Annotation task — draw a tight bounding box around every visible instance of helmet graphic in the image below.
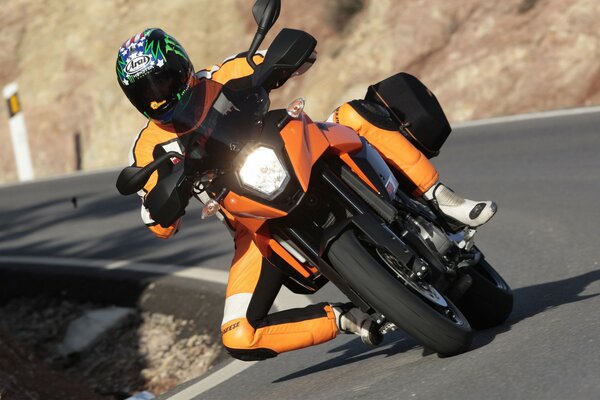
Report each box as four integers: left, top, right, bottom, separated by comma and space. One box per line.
116, 28, 194, 123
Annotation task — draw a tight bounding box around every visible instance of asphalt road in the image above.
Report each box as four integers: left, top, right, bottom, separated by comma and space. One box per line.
1, 109, 598, 399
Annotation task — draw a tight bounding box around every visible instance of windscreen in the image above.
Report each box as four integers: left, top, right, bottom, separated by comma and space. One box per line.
171, 79, 270, 176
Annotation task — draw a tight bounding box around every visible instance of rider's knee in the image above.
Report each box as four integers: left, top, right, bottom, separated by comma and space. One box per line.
221, 319, 278, 361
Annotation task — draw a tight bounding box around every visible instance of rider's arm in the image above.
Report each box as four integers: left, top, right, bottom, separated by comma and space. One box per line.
197, 50, 266, 84
199, 50, 316, 85
129, 122, 182, 239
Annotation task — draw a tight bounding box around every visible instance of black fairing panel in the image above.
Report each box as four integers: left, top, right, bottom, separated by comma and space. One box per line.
348, 137, 398, 198
252, 29, 317, 90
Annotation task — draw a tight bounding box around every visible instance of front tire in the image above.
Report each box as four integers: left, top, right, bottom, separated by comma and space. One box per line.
327, 230, 472, 356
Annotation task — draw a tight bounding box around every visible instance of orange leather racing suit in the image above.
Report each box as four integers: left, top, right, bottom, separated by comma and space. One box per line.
129, 52, 439, 361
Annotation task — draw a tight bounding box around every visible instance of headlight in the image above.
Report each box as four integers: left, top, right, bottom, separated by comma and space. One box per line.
238, 146, 289, 198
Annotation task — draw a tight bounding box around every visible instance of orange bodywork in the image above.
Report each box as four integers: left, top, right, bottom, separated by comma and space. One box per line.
320, 122, 363, 154
318, 121, 380, 192
221, 113, 386, 283
224, 191, 288, 220
224, 113, 375, 234
223, 191, 288, 235
279, 113, 330, 192
223, 115, 379, 215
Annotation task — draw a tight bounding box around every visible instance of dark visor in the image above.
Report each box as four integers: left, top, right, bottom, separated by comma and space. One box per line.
129, 66, 189, 118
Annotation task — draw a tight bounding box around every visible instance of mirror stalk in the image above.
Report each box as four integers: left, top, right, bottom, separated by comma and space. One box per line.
247, 28, 267, 69
247, 0, 281, 70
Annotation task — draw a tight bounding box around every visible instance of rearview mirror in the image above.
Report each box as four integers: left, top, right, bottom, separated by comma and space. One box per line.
252, 0, 280, 30
116, 151, 183, 195
247, 0, 281, 69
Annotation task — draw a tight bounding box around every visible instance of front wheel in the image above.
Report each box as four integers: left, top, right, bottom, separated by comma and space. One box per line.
327, 230, 472, 356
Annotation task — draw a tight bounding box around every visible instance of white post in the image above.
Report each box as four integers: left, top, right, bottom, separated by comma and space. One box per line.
3, 82, 34, 181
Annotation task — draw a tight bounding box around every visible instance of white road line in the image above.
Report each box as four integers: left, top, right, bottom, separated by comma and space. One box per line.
0, 255, 312, 398
165, 360, 258, 400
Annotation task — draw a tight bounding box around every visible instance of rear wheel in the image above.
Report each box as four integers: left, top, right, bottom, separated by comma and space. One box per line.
454, 258, 513, 330
327, 230, 472, 356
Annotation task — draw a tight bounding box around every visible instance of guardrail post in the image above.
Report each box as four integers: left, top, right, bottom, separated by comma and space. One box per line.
74, 132, 82, 171
3, 82, 34, 181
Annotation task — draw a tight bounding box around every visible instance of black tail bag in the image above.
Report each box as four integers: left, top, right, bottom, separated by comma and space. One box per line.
365, 72, 451, 158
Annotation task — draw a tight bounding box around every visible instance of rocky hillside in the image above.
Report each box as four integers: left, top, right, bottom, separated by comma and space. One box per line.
1, 0, 599, 183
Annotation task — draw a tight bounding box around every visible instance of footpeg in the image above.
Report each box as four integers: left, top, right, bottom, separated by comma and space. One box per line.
374, 314, 398, 335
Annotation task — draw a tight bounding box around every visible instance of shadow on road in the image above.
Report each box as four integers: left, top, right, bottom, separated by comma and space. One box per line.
471, 268, 600, 349
0, 191, 232, 267
273, 334, 422, 383
275, 269, 600, 382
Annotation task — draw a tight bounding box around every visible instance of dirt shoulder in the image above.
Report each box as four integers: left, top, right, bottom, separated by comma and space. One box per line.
0, 329, 109, 400
0, 296, 222, 399
0, 265, 228, 400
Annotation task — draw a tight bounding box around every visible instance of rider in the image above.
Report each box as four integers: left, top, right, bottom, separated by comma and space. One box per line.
116, 28, 497, 360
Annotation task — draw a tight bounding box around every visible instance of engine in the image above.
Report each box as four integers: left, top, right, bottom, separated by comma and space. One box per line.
408, 215, 453, 256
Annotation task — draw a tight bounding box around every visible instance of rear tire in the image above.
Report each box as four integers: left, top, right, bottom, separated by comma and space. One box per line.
328, 230, 472, 356
455, 258, 513, 330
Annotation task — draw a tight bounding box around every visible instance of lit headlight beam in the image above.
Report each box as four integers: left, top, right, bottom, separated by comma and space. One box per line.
238, 146, 289, 199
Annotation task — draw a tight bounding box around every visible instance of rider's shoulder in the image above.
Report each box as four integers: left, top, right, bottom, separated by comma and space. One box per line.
136, 120, 179, 146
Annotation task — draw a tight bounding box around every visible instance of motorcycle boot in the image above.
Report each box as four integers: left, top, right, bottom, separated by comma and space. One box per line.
331, 303, 383, 347
424, 182, 497, 228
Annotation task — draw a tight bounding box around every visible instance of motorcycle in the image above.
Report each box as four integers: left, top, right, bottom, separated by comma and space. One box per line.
117, 0, 513, 356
